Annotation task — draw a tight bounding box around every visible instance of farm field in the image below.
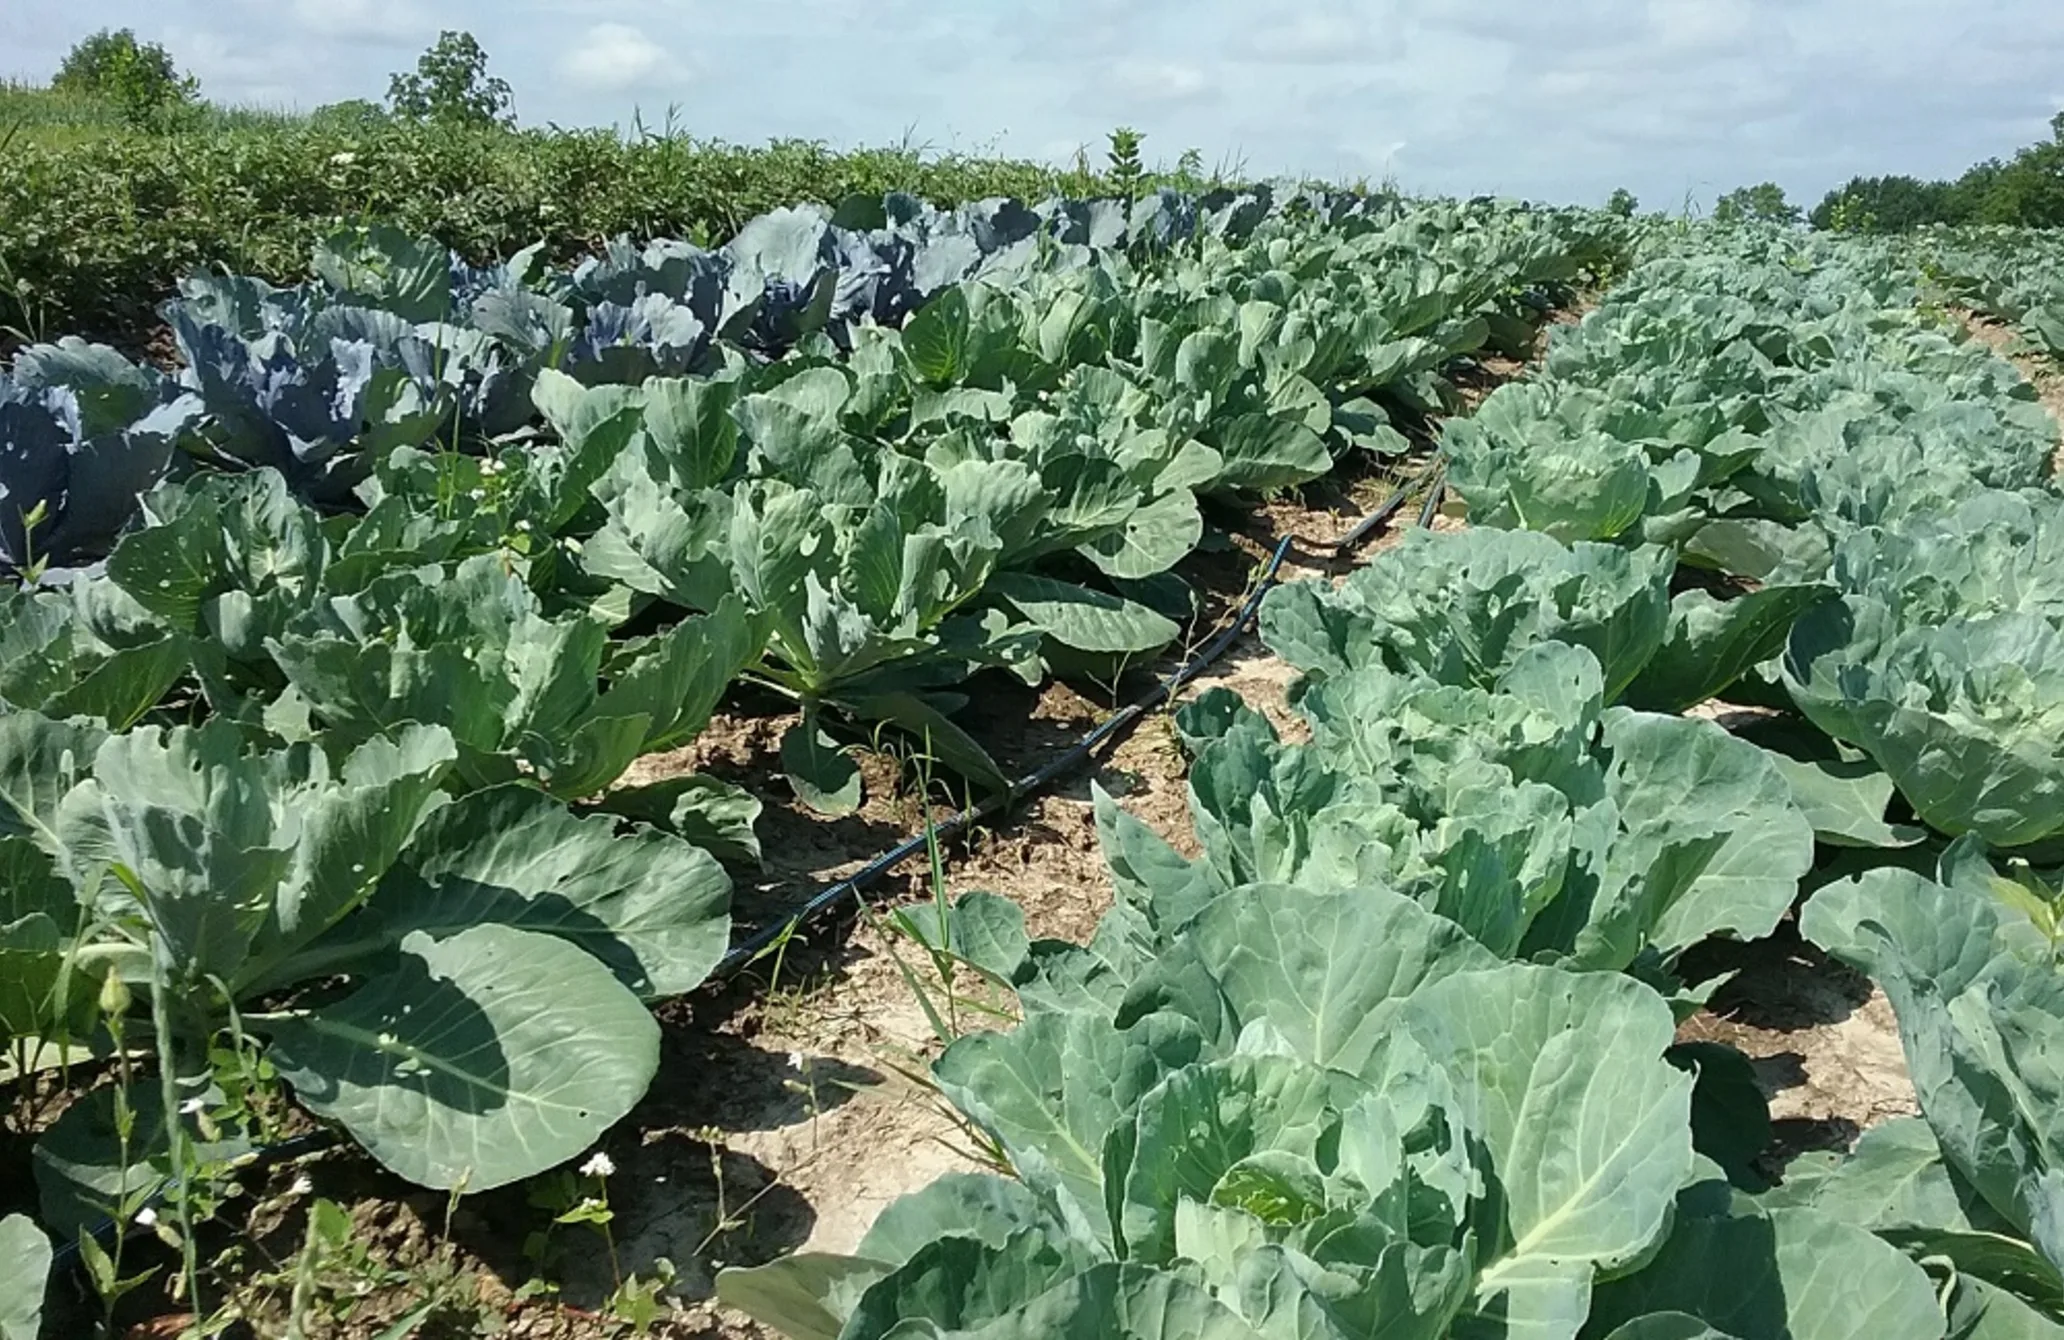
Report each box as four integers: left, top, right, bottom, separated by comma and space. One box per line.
3, 174, 2064, 1340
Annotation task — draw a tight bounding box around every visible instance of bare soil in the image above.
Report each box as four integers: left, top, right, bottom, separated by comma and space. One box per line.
1678, 924, 1917, 1167
49, 307, 1918, 1339
1960, 310, 2064, 474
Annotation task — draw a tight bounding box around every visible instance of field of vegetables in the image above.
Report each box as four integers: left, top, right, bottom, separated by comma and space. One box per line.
3, 182, 2064, 1340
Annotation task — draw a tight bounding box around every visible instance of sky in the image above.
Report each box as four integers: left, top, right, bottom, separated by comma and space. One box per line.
8, 1, 2064, 211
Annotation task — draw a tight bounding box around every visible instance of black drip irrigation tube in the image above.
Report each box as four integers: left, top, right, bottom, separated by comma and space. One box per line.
1264, 454, 1447, 564
49, 458, 1449, 1278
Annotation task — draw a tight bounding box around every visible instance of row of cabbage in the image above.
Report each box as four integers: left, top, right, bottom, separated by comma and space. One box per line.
0, 192, 1621, 1303
711, 227, 2064, 1338
1920, 226, 2064, 359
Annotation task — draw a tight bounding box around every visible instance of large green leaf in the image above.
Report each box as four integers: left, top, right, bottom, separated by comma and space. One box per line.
361, 785, 730, 999
264, 924, 660, 1191
843, 690, 1012, 795
988, 573, 1180, 657
1206, 412, 1332, 495
840, 1230, 1098, 1339
1577, 709, 1815, 969
1079, 488, 1202, 581
1124, 884, 1498, 1075
867, 1262, 1264, 1340
716, 1173, 1058, 1340
1764, 751, 1927, 849
1400, 965, 1695, 1335
0, 588, 186, 728
0, 712, 104, 857
1622, 584, 1833, 714
716, 1253, 890, 1340
1598, 1317, 1742, 1340
934, 1010, 1203, 1250
595, 594, 762, 754
640, 375, 740, 490
781, 711, 862, 816
1585, 1208, 1946, 1340
0, 1215, 49, 1340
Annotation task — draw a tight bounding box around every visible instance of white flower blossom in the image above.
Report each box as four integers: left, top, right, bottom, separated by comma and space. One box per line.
786, 1050, 805, 1070
290, 1175, 315, 1197
579, 1152, 616, 1179
479, 458, 502, 477
134, 1206, 158, 1227
177, 1096, 207, 1116
328, 151, 358, 167
514, 519, 533, 533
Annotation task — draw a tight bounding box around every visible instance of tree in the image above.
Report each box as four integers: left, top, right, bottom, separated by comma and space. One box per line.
51, 28, 198, 129
1713, 182, 1803, 226
1606, 187, 1639, 218
1809, 175, 1966, 232
386, 31, 513, 128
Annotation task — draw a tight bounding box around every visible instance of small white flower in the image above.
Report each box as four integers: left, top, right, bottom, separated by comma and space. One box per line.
514, 519, 533, 533
290, 1175, 315, 1197
328, 151, 358, 168
467, 487, 487, 502
479, 458, 503, 477
579, 1152, 616, 1179
785, 1050, 805, 1070
134, 1207, 158, 1227
177, 1097, 207, 1116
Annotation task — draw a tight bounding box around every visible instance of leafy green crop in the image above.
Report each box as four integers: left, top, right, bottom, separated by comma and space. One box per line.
0, 710, 727, 1222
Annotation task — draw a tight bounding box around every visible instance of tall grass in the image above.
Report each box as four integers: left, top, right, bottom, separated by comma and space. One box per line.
0, 80, 303, 149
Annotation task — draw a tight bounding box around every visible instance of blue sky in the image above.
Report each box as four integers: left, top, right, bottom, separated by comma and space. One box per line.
9, 1, 2064, 211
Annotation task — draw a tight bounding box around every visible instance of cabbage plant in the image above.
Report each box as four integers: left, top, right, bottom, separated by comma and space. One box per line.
1172, 643, 1814, 973
1785, 492, 2064, 847
1260, 527, 1813, 713
0, 711, 728, 1228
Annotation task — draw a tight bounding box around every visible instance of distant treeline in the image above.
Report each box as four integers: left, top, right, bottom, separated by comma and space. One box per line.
1813, 112, 2064, 232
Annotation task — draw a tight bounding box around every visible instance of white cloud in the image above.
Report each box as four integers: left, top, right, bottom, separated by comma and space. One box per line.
559, 22, 672, 92
1106, 59, 1210, 105
285, 0, 421, 45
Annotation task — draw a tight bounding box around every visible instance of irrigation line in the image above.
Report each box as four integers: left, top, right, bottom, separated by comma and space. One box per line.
1278, 456, 1439, 560
51, 471, 1445, 1278
716, 531, 1298, 978
1414, 460, 1450, 531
